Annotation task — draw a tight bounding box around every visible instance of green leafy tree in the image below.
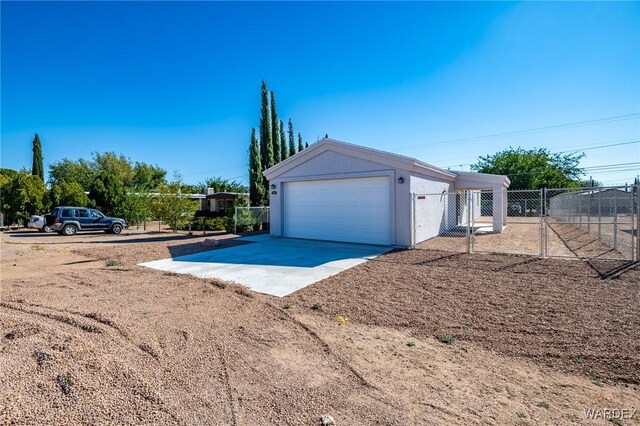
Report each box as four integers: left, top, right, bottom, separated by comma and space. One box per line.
0, 168, 19, 189
118, 187, 153, 225
88, 172, 126, 215
288, 118, 296, 157
31, 133, 44, 182
93, 152, 135, 185
270, 91, 280, 163
248, 128, 265, 206
149, 173, 199, 232
48, 158, 95, 190
0, 171, 47, 224
279, 120, 287, 161
49, 181, 90, 207
471, 147, 584, 190
49, 153, 165, 191
298, 133, 304, 152
199, 177, 246, 194
132, 162, 166, 190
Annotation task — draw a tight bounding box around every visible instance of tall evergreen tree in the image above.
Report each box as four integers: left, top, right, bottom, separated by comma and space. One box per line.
259, 81, 274, 172
288, 119, 296, 157
259, 81, 274, 204
279, 120, 287, 160
248, 128, 264, 206
270, 91, 280, 163
298, 133, 304, 152
305, 141, 309, 149
31, 133, 44, 182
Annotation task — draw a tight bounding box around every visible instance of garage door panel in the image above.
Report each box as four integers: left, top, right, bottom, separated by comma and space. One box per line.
283, 177, 391, 245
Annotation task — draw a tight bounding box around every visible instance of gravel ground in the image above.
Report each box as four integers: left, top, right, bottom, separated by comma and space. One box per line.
1, 230, 639, 425
287, 250, 640, 385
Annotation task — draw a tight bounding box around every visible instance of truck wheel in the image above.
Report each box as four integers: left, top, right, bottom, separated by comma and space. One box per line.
42, 225, 51, 233
62, 225, 78, 236
111, 223, 123, 234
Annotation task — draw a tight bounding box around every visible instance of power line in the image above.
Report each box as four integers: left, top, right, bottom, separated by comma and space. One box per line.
394, 113, 639, 150
554, 139, 640, 153
442, 140, 640, 169
500, 162, 640, 177
583, 162, 640, 170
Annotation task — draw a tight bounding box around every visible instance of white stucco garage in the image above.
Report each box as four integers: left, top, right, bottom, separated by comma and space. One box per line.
263, 138, 510, 248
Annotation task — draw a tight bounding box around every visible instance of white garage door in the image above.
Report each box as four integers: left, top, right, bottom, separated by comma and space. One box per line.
283, 176, 391, 245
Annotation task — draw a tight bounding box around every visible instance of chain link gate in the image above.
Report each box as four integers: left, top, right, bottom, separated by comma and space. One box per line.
412, 185, 638, 262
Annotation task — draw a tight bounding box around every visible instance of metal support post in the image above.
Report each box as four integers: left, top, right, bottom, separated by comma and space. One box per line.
613, 193, 618, 250
466, 191, 472, 254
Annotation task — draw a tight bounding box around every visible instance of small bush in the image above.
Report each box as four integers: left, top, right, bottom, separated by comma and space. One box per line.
105, 259, 118, 267
283, 303, 292, 310
536, 401, 549, 409
589, 372, 603, 387
438, 335, 456, 345
572, 355, 585, 364
311, 302, 324, 310
406, 341, 415, 347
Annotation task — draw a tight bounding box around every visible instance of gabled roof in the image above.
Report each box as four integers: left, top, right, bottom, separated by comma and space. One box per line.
263, 138, 458, 181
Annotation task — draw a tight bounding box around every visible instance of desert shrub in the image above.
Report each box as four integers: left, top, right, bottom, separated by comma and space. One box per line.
205, 217, 233, 232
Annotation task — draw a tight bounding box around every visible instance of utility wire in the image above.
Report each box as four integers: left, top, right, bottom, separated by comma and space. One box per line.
442, 140, 640, 169
394, 113, 639, 150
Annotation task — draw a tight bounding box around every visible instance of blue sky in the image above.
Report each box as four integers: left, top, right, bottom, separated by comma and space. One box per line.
2, 1, 639, 187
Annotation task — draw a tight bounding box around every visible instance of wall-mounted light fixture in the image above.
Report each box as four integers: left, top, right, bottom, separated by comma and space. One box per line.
397, 177, 405, 184
270, 184, 276, 189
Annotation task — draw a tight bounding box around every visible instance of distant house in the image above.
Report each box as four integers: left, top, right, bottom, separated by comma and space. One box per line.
201, 189, 248, 215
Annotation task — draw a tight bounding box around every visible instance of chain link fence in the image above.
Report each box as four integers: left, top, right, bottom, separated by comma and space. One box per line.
545, 186, 636, 260
234, 207, 270, 234
412, 185, 639, 261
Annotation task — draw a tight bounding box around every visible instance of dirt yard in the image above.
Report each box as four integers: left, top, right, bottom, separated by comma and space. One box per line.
1, 229, 638, 425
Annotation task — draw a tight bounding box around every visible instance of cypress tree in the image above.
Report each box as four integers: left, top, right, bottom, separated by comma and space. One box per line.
248, 128, 264, 206
270, 91, 280, 163
259, 81, 274, 172
288, 119, 296, 157
259, 81, 274, 203
298, 133, 304, 152
31, 133, 44, 182
305, 141, 309, 149
279, 120, 287, 160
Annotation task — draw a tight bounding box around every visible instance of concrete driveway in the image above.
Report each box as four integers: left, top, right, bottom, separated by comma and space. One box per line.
139, 235, 391, 297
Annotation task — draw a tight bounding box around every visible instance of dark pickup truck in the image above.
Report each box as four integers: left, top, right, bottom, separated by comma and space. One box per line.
46, 207, 127, 236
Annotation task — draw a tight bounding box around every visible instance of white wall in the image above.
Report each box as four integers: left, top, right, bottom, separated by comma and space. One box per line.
410, 175, 454, 243
269, 150, 422, 247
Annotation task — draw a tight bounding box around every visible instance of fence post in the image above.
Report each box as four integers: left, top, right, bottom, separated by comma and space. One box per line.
636, 184, 640, 262
587, 192, 591, 232
466, 190, 472, 254
630, 185, 635, 262
613, 192, 618, 250
598, 197, 602, 239
234, 207, 237, 234
539, 189, 544, 257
